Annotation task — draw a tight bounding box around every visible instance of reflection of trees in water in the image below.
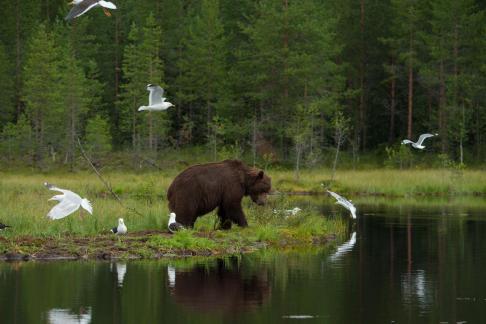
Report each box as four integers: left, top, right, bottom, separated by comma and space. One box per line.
169, 258, 271, 314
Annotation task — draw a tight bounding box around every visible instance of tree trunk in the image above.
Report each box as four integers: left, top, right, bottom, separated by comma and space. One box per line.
359, 0, 366, 149
407, 38, 414, 139
252, 112, 257, 167
295, 142, 302, 180
389, 58, 396, 143
15, 0, 22, 120
331, 134, 342, 181
439, 60, 447, 153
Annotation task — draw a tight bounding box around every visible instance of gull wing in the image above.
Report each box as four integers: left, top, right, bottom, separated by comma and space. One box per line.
416, 133, 437, 146
148, 85, 165, 106
99, 1, 117, 9
44, 182, 70, 195
81, 199, 93, 214
327, 190, 350, 206
65, 0, 99, 20
47, 199, 80, 220
328, 190, 356, 218
401, 139, 414, 145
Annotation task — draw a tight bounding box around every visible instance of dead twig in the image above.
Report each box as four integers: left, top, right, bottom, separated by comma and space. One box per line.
77, 137, 144, 217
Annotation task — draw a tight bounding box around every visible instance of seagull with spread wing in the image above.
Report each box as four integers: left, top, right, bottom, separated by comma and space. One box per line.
44, 182, 93, 220
65, 0, 117, 21
327, 190, 357, 219
401, 133, 438, 150
138, 84, 174, 112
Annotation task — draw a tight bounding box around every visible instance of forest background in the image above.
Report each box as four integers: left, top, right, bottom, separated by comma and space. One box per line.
0, 0, 485, 173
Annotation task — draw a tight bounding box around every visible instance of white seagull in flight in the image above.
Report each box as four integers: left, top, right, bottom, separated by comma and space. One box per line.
44, 182, 93, 220
327, 190, 357, 219
138, 84, 174, 112
401, 133, 438, 149
65, 0, 117, 21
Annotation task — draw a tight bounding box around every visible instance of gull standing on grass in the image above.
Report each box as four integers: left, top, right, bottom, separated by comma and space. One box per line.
273, 207, 302, 217
44, 182, 93, 220
65, 0, 117, 21
168, 213, 184, 233
111, 218, 127, 235
138, 84, 174, 112
401, 133, 438, 150
327, 190, 357, 219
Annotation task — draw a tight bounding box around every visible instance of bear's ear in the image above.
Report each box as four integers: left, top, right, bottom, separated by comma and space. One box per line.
257, 171, 264, 179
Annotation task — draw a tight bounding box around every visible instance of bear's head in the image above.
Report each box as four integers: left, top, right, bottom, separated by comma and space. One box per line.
246, 170, 272, 205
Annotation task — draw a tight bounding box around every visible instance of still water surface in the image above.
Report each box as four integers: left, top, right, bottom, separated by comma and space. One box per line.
1, 200, 486, 323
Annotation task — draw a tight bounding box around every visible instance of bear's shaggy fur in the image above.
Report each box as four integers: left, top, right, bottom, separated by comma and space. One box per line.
167, 160, 271, 229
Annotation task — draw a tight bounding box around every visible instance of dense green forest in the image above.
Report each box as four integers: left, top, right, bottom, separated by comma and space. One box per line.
0, 0, 485, 170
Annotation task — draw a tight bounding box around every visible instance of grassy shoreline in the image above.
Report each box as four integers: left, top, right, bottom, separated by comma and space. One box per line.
1, 168, 484, 260
0, 224, 344, 261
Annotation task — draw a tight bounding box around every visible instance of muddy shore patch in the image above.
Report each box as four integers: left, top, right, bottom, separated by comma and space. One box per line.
0, 230, 337, 261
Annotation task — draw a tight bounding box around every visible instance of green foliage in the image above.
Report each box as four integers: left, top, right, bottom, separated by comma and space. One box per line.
0, 115, 32, 161
119, 14, 166, 152
0, 42, 14, 127
385, 145, 414, 169
22, 24, 63, 162
0, 0, 484, 167
84, 115, 112, 156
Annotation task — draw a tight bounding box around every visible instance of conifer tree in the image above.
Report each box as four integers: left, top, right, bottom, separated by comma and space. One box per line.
388, 0, 424, 140
57, 42, 90, 170
23, 24, 62, 165
0, 42, 14, 127
178, 0, 227, 144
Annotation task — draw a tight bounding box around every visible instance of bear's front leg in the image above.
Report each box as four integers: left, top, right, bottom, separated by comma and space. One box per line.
224, 203, 248, 228
217, 207, 232, 230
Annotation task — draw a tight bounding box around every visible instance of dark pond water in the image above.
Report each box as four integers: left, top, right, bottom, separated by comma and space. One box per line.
1, 200, 486, 323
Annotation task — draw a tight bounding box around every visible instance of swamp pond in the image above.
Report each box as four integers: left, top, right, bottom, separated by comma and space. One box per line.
1, 197, 486, 323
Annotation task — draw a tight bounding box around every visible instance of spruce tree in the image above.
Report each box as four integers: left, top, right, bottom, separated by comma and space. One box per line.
0, 42, 14, 127
178, 0, 227, 145
22, 24, 62, 165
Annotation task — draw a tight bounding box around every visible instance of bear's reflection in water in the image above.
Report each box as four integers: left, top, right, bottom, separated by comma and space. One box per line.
168, 258, 271, 313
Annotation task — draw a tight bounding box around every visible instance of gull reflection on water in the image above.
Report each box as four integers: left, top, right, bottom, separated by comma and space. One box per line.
116, 263, 127, 287
110, 262, 127, 287
401, 269, 433, 311
329, 231, 357, 262
47, 307, 91, 324
167, 265, 176, 288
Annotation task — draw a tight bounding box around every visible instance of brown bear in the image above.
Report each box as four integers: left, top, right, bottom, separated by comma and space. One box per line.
167, 159, 271, 229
